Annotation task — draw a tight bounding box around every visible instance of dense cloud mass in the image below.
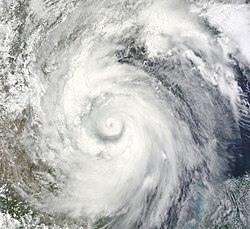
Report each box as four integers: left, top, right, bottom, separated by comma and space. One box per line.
0, 0, 250, 228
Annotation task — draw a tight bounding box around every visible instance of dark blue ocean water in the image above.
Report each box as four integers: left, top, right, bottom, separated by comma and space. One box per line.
231, 62, 250, 177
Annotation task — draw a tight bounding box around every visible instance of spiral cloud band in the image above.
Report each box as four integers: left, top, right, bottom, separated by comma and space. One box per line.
40, 45, 202, 226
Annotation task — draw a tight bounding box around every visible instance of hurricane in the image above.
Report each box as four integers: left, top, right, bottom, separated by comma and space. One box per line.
0, 0, 250, 228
